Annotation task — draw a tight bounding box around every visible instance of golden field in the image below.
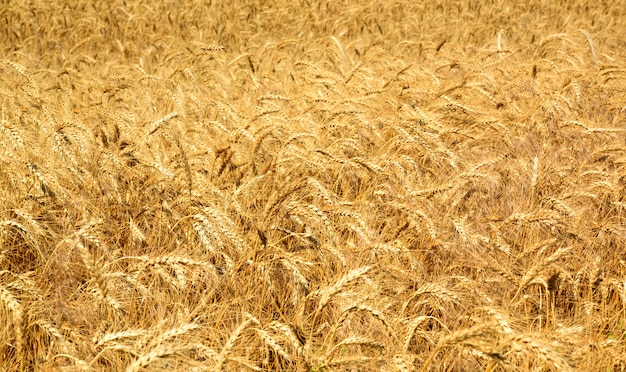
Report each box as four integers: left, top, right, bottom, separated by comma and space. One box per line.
1, 0, 626, 370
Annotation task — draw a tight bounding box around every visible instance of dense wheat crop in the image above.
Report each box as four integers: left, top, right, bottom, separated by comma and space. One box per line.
1, 0, 626, 370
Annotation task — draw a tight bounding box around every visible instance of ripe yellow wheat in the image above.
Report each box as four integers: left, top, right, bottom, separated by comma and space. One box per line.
1, 0, 626, 370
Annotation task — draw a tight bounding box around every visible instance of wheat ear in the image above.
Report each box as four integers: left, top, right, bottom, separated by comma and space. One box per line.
0, 284, 23, 364
419, 322, 499, 372
213, 314, 260, 372
579, 30, 597, 64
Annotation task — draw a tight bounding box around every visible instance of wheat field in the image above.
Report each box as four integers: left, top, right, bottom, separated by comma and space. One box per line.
1, 0, 626, 371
